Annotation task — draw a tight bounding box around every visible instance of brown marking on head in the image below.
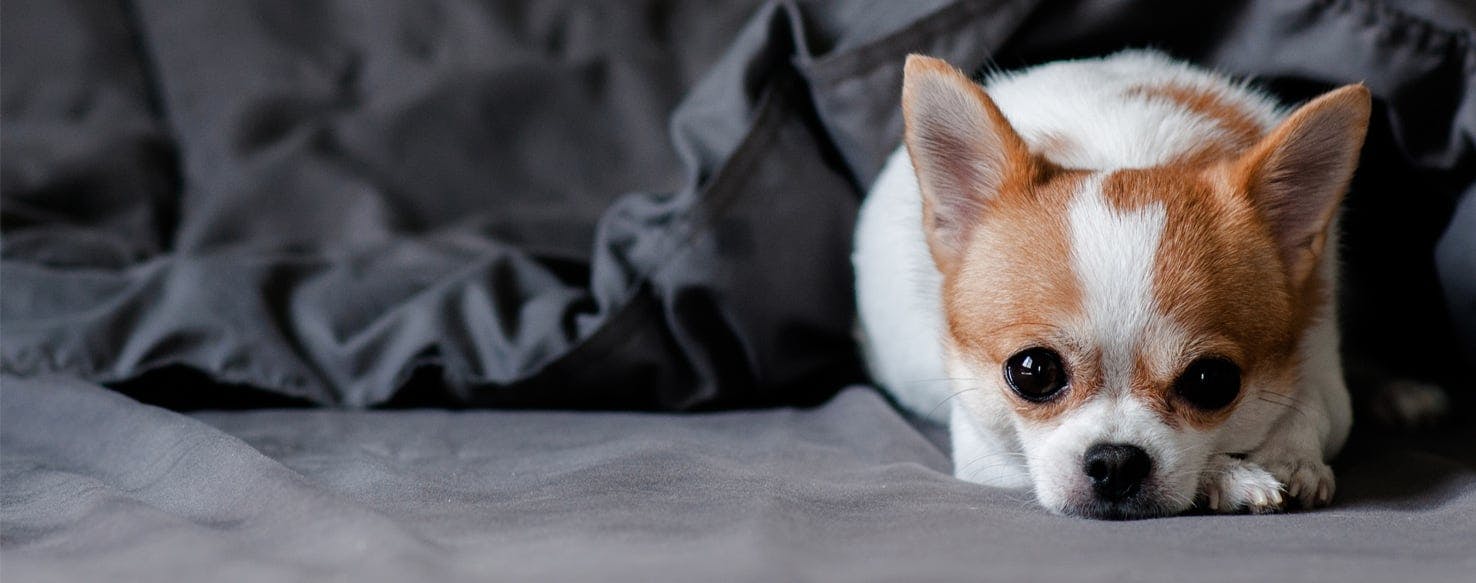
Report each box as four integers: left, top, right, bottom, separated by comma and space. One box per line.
901, 54, 1098, 423
1124, 83, 1268, 165
940, 169, 1096, 423
1098, 167, 1297, 429
1105, 83, 1370, 429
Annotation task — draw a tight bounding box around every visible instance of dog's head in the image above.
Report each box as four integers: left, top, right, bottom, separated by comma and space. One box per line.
901, 55, 1369, 518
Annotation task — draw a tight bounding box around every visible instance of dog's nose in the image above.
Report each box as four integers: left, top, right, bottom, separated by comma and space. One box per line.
1083, 443, 1152, 500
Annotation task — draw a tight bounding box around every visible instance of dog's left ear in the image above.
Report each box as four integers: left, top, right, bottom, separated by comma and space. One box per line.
901, 54, 1034, 273
1234, 84, 1371, 287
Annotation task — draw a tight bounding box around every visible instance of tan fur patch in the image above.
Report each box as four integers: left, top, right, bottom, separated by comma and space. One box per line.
1102, 167, 1303, 429
942, 169, 1094, 422
1124, 83, 1267, 165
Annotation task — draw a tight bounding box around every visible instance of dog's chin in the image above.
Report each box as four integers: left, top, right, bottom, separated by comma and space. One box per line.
1058, 498, 1177, 520
1047, 484, 1194, 520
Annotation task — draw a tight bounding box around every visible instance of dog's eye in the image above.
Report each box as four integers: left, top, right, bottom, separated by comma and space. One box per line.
1175, 358, 1241, 410
1004, 348, 1067, 402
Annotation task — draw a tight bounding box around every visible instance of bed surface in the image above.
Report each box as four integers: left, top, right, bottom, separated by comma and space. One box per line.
4, 377, 1474, 582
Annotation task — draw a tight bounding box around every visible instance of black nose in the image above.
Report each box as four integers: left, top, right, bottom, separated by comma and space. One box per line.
1083, 443, 1152, 500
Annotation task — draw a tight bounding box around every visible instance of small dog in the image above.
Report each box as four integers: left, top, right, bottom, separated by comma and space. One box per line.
853, 50, 1367, 519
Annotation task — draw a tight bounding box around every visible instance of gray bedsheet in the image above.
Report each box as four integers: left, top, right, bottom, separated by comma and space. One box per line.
3, 376, 1473, 582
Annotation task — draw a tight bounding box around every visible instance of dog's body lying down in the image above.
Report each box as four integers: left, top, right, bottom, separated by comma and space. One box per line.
853, 50, 1366, 519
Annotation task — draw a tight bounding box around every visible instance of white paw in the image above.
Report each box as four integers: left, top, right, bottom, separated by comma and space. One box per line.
1256, 457, 1335, 508
1200, 456, 1284, 514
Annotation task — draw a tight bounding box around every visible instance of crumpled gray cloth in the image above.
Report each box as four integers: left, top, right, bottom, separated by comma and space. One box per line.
4, 376, 1474, 582
4, 0, 1473, 410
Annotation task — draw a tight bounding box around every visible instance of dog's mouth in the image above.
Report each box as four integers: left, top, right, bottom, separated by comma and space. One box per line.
1033, 447, 1198, 520
1051, 475, 1192, 520
1060, 497, 1178, 520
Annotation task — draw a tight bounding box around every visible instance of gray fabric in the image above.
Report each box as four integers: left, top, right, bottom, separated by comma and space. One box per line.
4, 376, 1475, 582
4, 0, 1474, 409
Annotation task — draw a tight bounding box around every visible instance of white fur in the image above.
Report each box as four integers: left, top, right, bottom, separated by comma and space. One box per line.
1200, 455, 1285, 513
852, 50, 1353, 516
1066, 175, 1167, 384
1006, 179, 1206, 513
853, 147, 950, 420
983, 51, 1284, 170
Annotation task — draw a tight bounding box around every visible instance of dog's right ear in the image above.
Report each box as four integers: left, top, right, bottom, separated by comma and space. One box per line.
902, 55, 1032, 273
1232, 84, 1370, 289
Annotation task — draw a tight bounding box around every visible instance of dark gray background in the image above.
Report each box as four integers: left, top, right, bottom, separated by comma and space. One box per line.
4, 0, 1473, 410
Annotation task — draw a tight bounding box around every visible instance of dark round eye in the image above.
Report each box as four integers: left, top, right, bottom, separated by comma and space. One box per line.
1175, 358, 1242, 410
1004, 348, 1068, 402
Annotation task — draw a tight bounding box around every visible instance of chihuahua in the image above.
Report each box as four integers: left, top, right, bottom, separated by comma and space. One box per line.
853, 50, 1367, 519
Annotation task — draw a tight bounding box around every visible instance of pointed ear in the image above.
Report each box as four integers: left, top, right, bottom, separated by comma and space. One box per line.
902, 55, 1032, 272
1235, 84, 1371, 286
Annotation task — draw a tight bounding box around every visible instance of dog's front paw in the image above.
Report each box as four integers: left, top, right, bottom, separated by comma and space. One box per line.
1253, 455, 1335, 509
1199, 456, 1284, 514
